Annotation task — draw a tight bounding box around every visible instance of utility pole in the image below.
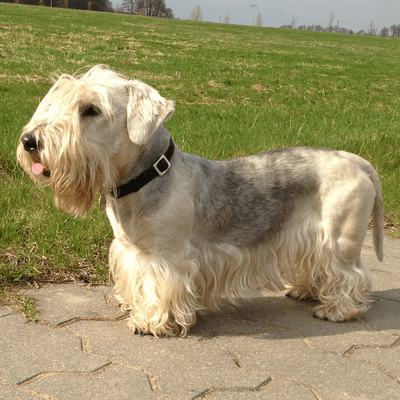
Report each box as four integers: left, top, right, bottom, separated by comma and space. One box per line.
250, 4, 257, 26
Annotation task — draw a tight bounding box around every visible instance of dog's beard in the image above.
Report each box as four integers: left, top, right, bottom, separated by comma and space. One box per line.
17, 140, 115, 217
47, 163, 110, 217
52, 183, 96, 217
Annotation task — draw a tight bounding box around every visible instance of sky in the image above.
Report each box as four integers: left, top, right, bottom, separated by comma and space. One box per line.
151, 0, 400, 32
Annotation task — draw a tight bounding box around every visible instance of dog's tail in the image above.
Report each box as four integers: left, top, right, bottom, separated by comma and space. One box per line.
369, 165, 384, 262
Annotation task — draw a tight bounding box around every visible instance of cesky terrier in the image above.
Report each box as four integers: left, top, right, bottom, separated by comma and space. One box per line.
17, 65, 384, 336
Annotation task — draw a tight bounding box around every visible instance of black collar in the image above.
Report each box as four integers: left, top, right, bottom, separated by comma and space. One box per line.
111, 138, 175, 199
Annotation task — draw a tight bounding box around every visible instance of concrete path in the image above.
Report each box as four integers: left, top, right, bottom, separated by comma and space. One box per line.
1, 232, 399, 400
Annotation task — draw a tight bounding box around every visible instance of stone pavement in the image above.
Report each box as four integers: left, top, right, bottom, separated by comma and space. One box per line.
1, 232, 399, 400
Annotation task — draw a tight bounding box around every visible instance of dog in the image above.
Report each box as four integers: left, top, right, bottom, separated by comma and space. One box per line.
17, 65, 384, 336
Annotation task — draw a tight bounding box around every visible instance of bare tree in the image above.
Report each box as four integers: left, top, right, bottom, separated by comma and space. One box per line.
367, 20, 377, 36
389, 24, 400, 38
334, 20, 340, 33
224, 13, 230, 24
121, 0, 135, 13
328, 11, 335, 32
114, 3, 124, 12
121, 0, 173, 18
290, 14, 297, 29
380, 27, 389, 37
256, 12, 262, 27
190, 5, 203, 21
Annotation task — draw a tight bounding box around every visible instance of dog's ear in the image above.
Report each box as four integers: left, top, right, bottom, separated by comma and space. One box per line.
126, 80, 175, 145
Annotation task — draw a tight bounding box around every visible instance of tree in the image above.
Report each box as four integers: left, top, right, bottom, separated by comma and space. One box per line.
256, 12, 262, 27
380, 27, 389, 37
10, 0, 113, 10
328, 11, 335, 32
190, 5, 203, 21
224, 13, 230, 24
367, 20, 377, 36
290, 14, 297, 29
121, 0, 135, 14
390, 24, 399, 37
114, 3, 124, 13
121, 0, 174, 18
59, 0, 112, 11
333, 20, 340, 33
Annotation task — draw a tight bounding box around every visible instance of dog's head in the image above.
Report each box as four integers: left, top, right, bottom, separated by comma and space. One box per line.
17, 64, 175, 216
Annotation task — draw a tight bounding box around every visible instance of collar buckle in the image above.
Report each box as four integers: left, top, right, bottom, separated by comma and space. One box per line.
110, 137, 175, 199
153, 154, 171, 177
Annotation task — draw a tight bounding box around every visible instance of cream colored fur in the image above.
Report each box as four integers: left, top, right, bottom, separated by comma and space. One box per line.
17, 65, 384, 337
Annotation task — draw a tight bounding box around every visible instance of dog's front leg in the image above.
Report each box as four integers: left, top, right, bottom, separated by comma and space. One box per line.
109, 237, 202, 336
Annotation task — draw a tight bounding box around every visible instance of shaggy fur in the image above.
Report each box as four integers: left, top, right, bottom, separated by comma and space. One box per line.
17, 65, 384, 336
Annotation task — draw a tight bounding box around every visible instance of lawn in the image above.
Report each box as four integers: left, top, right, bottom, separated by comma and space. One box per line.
1, 3, 399, 286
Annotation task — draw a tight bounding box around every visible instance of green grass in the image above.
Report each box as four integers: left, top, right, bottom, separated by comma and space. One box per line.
1, 3, 399, 285
15, 294, 39, 321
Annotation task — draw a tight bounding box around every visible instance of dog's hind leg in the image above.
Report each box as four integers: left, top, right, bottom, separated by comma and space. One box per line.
312, 256, 372, 322
312, 173, 376, 322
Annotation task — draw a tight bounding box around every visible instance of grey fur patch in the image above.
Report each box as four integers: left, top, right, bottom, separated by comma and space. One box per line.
192, 148, 320, 247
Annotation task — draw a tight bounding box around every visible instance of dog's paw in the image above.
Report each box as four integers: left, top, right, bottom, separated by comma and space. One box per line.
312, 305, 358, 322
312, 311, 331, 322
285, 287, 315, 302
126, 315, 184, 337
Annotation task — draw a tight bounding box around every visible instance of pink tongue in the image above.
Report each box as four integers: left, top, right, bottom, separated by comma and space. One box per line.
32, 163, 44, 175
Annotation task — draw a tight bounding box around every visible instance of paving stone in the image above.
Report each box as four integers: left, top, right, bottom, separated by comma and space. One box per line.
24, 364, 160, 400
23, 283, 126, 326
0, 313, 109, 385
372, 266, 400, 302
0, 306, 13, 318
216, 330, 400, 400
207, 380, 317, 399
363, 298, 400, 336
0, 382, 39, 400
189, 304, 263, 338
64, 320, 270, 399
351, 347, 400, 381
1, 233, 399, 399
233, 294, 395, 354
362, 233, 400, 280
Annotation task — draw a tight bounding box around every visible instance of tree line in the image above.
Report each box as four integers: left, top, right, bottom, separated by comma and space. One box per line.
2, 0, 174, 18
118, 0, 173, 18
3, 0, 112, 11
281, 23, 397, 37
4, 1, 400, 35
280, 13, 400, 38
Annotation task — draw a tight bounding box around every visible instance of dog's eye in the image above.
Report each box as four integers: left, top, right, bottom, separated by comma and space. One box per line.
81, 105, 101, 117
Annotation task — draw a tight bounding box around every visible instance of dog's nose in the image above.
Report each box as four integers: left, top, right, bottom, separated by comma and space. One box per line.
21, 133, 38, 153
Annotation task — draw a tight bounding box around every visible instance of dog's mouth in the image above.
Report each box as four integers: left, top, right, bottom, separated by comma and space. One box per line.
31, 158, 50, 177
20, 133, 50, 177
